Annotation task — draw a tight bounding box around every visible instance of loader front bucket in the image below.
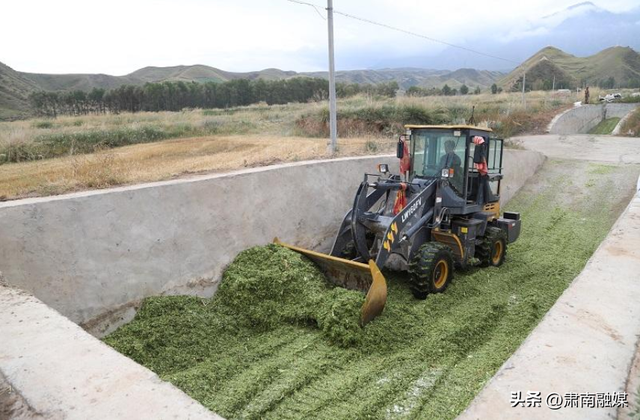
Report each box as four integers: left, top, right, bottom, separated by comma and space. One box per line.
274, 238, 387, 326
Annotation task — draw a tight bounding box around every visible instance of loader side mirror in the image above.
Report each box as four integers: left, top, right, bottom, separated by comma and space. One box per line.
397, 140, 404, 159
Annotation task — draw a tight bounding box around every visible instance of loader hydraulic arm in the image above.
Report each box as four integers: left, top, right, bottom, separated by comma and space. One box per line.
373, 179, 437, 269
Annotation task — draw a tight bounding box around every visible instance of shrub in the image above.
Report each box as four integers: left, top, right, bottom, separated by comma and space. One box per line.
296, 103, 447, 137
32, 121, 54, 129
365, 140, 378, 153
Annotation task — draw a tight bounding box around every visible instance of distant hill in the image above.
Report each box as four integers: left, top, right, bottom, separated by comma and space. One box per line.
304, 67, 502, 90
0, 62, 41, 119
0, 63, 303, 119
365, 2, 640, 71
2, 45, 638, 120
0, 62, 504, 119
127, 65, 297, 84
19, 65, 298, 92
500, 46, 640, 90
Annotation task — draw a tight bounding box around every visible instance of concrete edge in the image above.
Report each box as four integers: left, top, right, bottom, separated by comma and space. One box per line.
619, 336, 640, 419
612, 107, 637, 135
457, 176, 640, 420
0, 286, 224, 420
546, 106, 574, 133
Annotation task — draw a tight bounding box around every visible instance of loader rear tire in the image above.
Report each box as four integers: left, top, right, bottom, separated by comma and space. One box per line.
477, 226, 507, 267
408, 243, 454, 299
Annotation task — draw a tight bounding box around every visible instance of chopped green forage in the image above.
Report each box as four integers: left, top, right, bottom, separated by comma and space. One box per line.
104, 160, 639, 420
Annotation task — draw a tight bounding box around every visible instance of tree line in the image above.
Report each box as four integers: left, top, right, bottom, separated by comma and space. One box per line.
28, 78, 400, 117
405, 83, 482, 97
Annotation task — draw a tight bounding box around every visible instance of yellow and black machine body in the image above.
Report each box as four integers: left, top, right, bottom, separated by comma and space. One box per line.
277, 125, 521, 325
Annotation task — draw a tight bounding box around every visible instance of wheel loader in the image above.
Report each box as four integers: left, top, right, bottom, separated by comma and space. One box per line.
276, 125, 521, 325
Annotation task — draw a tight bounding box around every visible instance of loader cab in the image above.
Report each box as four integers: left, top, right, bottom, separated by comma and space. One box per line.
403, 125, 503, 213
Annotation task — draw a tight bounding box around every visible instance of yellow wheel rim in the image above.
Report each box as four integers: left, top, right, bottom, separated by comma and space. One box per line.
433, 260, 448, 289
492, 241, 503, 265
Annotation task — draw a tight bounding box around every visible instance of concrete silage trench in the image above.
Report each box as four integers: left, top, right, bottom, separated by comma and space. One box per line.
1, 146, 638, 419
548, 103, 638, 135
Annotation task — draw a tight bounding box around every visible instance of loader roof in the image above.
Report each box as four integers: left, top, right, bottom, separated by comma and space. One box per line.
404, 124, 493, 132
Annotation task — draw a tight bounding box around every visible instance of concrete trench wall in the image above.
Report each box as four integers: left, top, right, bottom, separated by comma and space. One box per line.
0, 155, 384, 334
0, 151, 545, 420
549, 103, 638, 135
0, 151, 544, 336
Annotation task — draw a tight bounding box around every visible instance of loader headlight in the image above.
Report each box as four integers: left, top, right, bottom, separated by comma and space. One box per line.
378, 163, 389, 174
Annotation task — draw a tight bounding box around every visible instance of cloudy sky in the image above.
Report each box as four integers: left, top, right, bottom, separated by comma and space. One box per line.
2, 0, 639, 75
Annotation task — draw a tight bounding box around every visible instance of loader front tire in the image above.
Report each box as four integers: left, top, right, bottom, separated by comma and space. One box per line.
477, 226, 507, 267
408, 243, 454, 299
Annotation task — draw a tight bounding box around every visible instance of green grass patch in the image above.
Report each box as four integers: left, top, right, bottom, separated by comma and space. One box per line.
588, 117, 620, 134
104, 160, 635, 419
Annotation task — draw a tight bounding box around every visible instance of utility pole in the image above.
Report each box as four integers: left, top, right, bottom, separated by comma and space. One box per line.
552, 74, 556, 91
522, 71, 526, 110
326, 0, 337, 155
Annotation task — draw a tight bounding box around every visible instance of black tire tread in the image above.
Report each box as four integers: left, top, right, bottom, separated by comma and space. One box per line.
476, 226, 507, 267
408, 242, 454, 299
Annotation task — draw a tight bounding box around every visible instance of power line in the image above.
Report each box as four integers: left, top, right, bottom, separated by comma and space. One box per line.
311, 4, 326, 19
286, 0, 520, 65
287, 0, 325, 19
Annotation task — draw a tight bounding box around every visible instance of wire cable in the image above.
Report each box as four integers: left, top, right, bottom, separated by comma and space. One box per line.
288, 0, 326, 19
286, 0, 520, 65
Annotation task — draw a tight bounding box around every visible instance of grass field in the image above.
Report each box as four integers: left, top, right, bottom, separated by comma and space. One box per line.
0, 135, 393, 199
104, 159, 640, 420
0, 90, 580, 200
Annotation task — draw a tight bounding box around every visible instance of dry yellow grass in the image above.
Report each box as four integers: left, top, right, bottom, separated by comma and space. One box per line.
0, 135, 394, 200
0, 89, 603, 200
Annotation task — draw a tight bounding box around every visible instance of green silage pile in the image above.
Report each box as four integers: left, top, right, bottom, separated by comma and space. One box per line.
106, 244, 365, 375
217, 244, 364, 345
104, 159, 640, 420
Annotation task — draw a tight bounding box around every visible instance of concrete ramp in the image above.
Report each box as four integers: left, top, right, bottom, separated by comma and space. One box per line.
548, 103, 638, 135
